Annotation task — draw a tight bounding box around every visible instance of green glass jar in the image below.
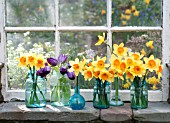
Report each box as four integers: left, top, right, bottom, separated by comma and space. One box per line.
93, 78, 110, 109
130, 77, 148, 109
50, 71, 71, 106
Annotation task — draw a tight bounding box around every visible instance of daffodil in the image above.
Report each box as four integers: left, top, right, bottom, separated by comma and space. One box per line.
101, 9, 106, 15
108, 69, 116, 78
122, 21, 127, 26
131, 61, 146, 77
27, 53, 37, 67
113, 43, 128, 57
125, 9, 131, 15
99, 70, 113, 82
144, 0, 151, 5
120, 14, 126, 20
35, 54, 45, 69
83, 66, 93, 81
95, 33, 105, 46
141, 49, 146, 56
123, 82, 131, 89
157, 65, 163, 79
144, 55, 160, 72
125, 15, 131, 21
131, 5, 136, 11
92, 56, 109, 71
126, 70, 134, 81
16, 54, 27, 67
120, 61, 127, 73
129, 52, 143, 61
134, 10, 140, 16
151, 85, 157, 90
146, 76, 160, 85
109, 54, 121, 70
125, 57, 134, 68
69, 58, 85, 76
146, 41, 154, 49
94, 70, 100, 79
131, 0, 135, 2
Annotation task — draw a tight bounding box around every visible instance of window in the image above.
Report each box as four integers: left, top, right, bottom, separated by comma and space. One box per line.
0, 0, 169, 101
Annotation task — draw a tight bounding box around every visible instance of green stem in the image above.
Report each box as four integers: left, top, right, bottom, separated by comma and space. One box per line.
76, 76, 79, 94
36, 84, 45, 101
115, 77, 119, 102
58, 79, 61, 103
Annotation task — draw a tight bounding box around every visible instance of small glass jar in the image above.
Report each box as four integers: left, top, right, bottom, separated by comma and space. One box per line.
25, 73, 46, 108
93, 78, 110, 109
50, 70, 71, 106
130, 77, 148, 109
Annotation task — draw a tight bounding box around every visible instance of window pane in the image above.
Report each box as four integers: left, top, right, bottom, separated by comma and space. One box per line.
6, 0, 55, 27
59, 0, 106, 26
112, 0, 162, 26
7, 32, 55, 90
112, 31, 162, 90
60, 32, 107, 89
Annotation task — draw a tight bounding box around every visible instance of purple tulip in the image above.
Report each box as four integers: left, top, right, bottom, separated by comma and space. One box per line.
68, 62, 71, 68
43, 65, 51, 75
47, 57, 58, 66
67, 72, 76, 80
60, 66, 67, 75
58, 54, 67, 64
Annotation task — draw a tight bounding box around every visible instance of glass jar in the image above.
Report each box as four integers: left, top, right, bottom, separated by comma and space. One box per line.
25, 74, 46, 108
130, 77, 148, 109
93, 78, 110, 109
50, 71, 71, 106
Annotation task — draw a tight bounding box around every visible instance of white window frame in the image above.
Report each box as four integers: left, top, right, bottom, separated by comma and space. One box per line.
0, 0, 169, 101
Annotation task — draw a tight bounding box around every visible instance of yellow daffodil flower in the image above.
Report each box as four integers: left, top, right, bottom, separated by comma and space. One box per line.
113, 43, 128, 57
99, 70, 113, 82
109, 54, 121, 70
147, 76, 160, 85
125, 15, 131, 21
129, 52, 144, 61
69, 58, 85, 76
123, 82, 131, 89
35, 54, 45, 69
131, 61, 146, 77
144, 0, 151, 5
126, 70, 134, 81
120, 14, 126, 20
83, 66, 93, 81
131, 5, 136, 11
151, 85, 157, 90
157, 65, 163, 79
27, 53, 37, 67
108, 69, 116, 78
95, 33, 105, 46
141, 49, 146, 56
101, 9, 106, 15
134, 10, 140, 16
120, 61, 127, 73
16, 54, 27, 67
122, 21, 127, 26
125, 57, 134, 67
92, 56, 110, 71
131, 0, 135, 2
94, 70, 100, 79
146, 41, 154, 49
144, 55, 160, 72
125, 9, 131, 15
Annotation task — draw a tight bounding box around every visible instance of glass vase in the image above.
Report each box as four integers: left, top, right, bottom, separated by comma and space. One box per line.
50, 71, 71, 106
130, 76, 148, 109
110, 77, 124, 106
93, 78, 110, 109
25, 73, 46, 108
69, 77, 85, 110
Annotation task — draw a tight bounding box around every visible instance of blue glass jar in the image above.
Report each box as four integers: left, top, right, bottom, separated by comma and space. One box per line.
69, 86, 85, 110
25, 73, 46, 108
93, 79, 110, 109
130, 77, 148, 109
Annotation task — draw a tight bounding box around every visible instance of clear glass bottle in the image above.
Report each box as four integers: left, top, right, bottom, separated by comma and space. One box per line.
50, 70, 71, 106
130, 77, 148, 109
93, 78, 110, 109
25, 73, 46, 108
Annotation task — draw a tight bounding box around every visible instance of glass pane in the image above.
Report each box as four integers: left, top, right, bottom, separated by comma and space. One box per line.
112, 0, 162, 26
60, 32, 107, 89
59, 0, 106, 26
112, 31, 162, 90
6, 0, 55, 27
7, 32, 55, 90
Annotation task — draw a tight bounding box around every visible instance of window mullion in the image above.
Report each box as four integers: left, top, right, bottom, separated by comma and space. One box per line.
55, 0, 59, 57
162, 0, 170, 101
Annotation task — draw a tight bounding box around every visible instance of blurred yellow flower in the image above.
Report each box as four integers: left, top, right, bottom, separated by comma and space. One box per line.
113, 43, 128, 57
126, 70, 134, 81
131, 0, 135, 2
144, 0, 151, 5
147, 76, 160, 85
99, 70, 113, 82
125, 15, 131, 21
146, 41, 154, 49
131, 5, 136, 11
134, 10, 140, 16
95, 33, 105, 46
125, 9, 131, 15
122, 21, 127, 26
94, 70, 100, 79
157, 65, 163, 79
151, 85, 157, 90
27, 53, 37, 67
123, 82, 131, 89
141, 49, 146, 56
83, 66, 93, 81
101, 9, 106, 15
120, 14, 126, 20
125, 57, 134, 67
129, 52, 143, 61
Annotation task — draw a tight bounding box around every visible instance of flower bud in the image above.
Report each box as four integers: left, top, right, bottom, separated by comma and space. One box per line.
60, 66, 67, 75
58, 54, 67, 64
47, 57, 58, 66
67, 72, 76, 80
